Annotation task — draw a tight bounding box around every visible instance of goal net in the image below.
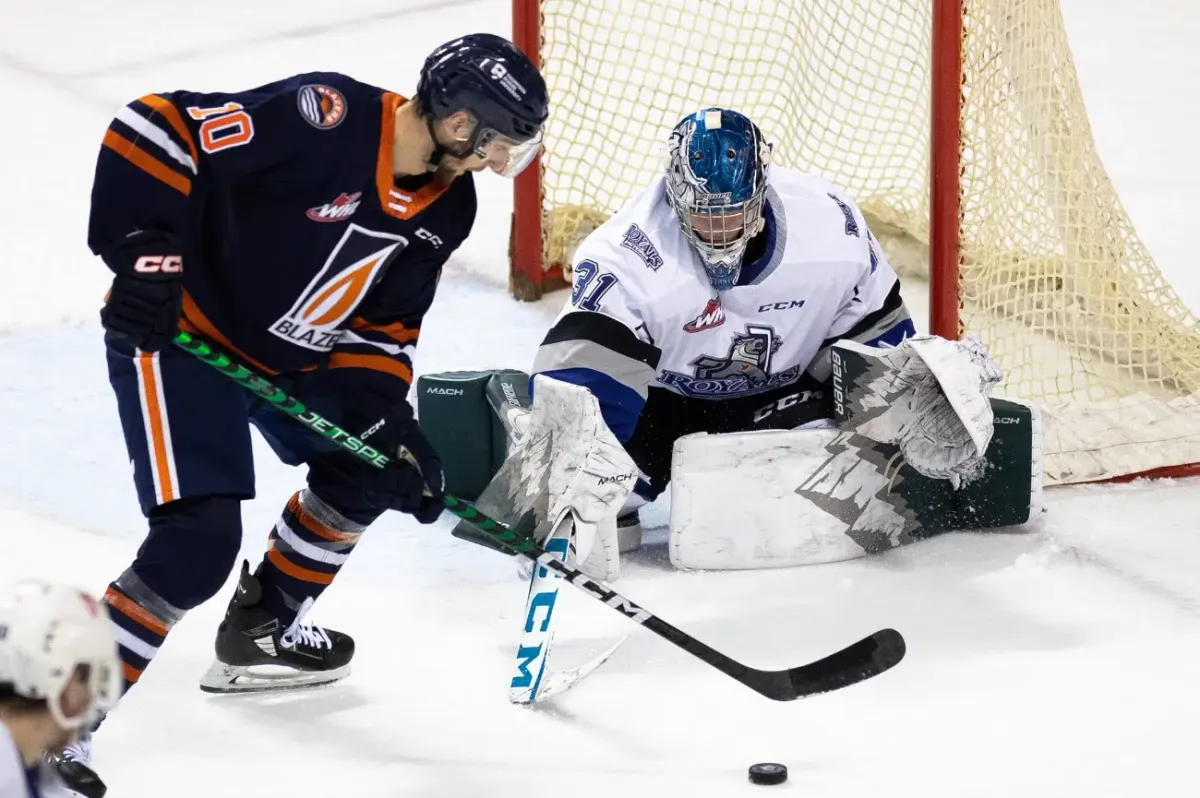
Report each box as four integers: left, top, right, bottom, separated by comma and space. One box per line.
514, 0, 1200, 485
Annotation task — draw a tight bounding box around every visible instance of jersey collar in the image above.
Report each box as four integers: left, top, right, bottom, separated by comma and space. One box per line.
376, 92, 452, 220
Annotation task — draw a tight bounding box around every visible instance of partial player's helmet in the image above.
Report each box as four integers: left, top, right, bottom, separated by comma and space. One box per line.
417, 33, 549, 177
665, 108, 772, 291
0, 580, 121, 730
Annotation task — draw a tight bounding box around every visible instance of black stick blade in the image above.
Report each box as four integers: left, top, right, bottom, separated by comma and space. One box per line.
748, 628, 906, 701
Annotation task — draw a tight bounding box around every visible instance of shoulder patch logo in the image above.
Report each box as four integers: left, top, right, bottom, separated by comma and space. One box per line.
827, 193, 860, 237
297, 84, 347, 130
620, 223, 663, 270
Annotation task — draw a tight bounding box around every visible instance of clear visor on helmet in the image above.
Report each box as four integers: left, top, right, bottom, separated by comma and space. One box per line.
472, 127, 544, 177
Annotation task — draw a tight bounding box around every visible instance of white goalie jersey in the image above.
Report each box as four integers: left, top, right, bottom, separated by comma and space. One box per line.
532, 166, 916, 441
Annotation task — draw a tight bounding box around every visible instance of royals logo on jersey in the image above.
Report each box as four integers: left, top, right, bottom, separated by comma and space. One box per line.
659, 324, 802, 397
620, 223, 663, 271
269, 224, 407, 351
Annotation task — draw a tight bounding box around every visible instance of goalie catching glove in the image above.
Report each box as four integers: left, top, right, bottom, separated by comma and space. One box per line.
832, 334, 1003, 487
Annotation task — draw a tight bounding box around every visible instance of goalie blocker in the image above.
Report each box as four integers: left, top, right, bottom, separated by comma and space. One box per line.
416, 368, 532, 552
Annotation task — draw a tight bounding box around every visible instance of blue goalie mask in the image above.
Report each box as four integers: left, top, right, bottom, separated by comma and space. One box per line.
665, 108, 772, 290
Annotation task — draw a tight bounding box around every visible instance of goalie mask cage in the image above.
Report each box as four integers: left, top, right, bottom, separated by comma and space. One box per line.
509, 0, 1200, 486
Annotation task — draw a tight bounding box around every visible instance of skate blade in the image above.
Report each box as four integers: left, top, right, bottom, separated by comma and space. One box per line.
198, 660, 351, 694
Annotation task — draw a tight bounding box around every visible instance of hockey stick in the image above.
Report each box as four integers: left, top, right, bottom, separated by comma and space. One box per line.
508, 511, 627, 704
172, 330, 907, 701
473, 372, 626, 704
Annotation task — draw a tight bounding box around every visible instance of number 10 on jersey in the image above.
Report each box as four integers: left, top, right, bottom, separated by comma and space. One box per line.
571, 260, 618, 312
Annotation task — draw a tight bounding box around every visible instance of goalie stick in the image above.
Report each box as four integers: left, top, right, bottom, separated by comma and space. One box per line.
172, 330, 907, 701
506, 514, 629, 704
474, 372, 628, 704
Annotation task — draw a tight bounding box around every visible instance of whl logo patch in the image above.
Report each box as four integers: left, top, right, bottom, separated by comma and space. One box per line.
306, 191, 361, 222
684, 298, 725, 333
269, 224, 407, 351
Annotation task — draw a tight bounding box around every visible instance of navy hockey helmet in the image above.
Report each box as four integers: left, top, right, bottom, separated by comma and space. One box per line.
417, 33, 549, 177
665, 108, 772, 290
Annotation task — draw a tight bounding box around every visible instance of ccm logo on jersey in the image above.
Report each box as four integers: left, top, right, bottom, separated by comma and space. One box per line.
416, 228, 444, 248
134, 255, 182, 273
306, 192, 361, 222
758, 300, 805, 313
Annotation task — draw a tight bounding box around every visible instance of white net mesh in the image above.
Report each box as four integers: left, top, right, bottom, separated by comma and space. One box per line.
531, 0, 1200, 484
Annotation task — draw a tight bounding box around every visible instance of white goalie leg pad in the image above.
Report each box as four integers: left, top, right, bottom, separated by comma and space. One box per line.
578, 512, 621, 581
669, 427, 868, 570
506, 376, 636, 582
669, 400, 1043, 571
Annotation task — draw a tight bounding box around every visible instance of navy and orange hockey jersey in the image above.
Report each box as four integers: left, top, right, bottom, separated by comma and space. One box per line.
88, 72, 477, 406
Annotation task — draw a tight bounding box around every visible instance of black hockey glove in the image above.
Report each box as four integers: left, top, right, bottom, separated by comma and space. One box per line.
357, 401, 445, 524
99, 231, 184, 353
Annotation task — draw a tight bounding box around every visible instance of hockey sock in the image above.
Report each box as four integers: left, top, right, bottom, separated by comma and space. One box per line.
255, 489, 365, 625
102, 569, 186, 693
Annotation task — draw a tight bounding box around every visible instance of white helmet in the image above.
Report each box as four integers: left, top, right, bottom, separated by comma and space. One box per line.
0, 580, 121, 730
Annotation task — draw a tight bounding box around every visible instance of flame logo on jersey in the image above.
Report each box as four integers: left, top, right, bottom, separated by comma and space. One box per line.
269, 224, 407, 351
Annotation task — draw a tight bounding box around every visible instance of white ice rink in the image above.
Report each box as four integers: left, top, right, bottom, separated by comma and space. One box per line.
2, 1, 1199, 796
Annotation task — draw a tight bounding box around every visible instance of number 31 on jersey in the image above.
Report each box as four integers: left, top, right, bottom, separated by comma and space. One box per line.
571, 260, 618, 312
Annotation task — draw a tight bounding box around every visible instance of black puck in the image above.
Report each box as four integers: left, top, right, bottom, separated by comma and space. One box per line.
748, 762, 788, 785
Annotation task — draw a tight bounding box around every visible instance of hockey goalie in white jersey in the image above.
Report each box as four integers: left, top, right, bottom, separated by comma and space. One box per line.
426, 108, 1043, 582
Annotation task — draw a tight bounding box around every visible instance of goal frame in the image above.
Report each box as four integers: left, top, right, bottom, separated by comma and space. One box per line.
509, 0, 967, 323
510, 0, 568, 301
509, 0, 1200, 483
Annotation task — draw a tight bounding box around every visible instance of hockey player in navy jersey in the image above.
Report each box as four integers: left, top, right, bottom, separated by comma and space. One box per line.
61, 32, 548, 795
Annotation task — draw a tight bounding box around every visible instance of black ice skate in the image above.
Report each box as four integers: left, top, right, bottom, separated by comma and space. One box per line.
199, 561, 353, 694
46, 735, 105, 798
